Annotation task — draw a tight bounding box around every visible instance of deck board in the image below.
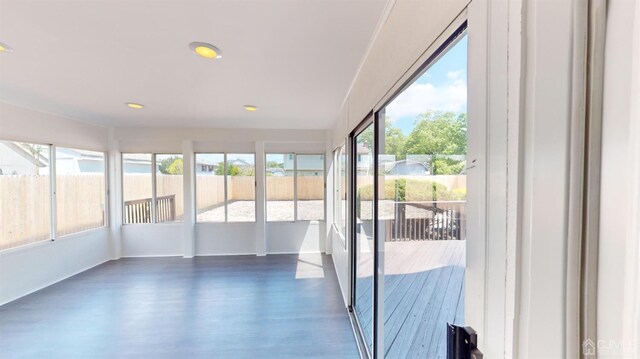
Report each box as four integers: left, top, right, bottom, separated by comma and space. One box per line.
353, 240, 465, 358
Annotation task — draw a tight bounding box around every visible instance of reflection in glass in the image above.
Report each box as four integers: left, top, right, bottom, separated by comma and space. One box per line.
354, 123, 375, 354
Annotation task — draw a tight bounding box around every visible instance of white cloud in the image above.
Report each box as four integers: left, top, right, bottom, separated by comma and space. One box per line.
385, 76, 466, 122
447, 70, 464, 80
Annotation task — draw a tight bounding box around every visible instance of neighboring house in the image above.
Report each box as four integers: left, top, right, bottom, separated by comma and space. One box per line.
384, 159, 429, 176
56, 147, 105, 174
195, 158, 219, 174
0, 141, 49, 175
282, 154, 324, 176
123, 154, 157, 174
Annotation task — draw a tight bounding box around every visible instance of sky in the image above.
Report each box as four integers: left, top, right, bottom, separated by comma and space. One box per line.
385, 35, 467, 135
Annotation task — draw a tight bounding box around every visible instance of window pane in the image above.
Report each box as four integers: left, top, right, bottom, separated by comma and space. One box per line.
122, 153, 152, 224
56, 147, 106, 236
226, 154, 255, 222
296, 154, 324, 221
156, 154, 183, 223
0, 141, 51, 249
195, 153, 225, 222
379, 33, 467, 357
354, 123, 375, 353
266, 153, 294, 221
338, 145, 347, 236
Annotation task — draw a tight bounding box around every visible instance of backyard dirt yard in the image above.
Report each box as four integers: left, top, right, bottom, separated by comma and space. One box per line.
197, 200, 325, 222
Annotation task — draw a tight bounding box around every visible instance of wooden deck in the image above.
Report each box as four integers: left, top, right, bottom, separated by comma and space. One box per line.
355, 240, 465, 358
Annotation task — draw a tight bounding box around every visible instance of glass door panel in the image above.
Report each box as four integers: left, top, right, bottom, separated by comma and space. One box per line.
353, 122, 375, 354
378, 33, 468, 358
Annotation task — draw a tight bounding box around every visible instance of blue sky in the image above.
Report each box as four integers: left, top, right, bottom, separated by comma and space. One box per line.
385, 35, 467, 135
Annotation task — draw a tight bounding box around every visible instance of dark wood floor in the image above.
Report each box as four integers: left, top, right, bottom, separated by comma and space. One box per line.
0, 254, 359, 359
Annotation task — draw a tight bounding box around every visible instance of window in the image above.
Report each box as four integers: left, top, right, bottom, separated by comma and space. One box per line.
56, 147, 106, 236
123, 153, 183, 224
296, 154, 324, 221
266, 153, 325, 222
0, 141, 51, 249
226, 154, 255, 222
334, 145, 347, 239
266, 153, 294, 221
377, 32, 467, 357
195, 153, 225, 222
122, 153, 153, 224
155, 154, 183, 223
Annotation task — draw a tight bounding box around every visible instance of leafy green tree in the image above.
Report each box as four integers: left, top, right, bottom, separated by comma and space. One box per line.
356, 120, 406, 159
404, 111, 467, 156
158, 156, 183, 175
166, 158, 183, 175
384, 122, 406, 160
215, 162, 241, 176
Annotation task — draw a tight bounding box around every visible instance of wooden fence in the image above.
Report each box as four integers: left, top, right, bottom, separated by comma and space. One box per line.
0, 175, 105, 250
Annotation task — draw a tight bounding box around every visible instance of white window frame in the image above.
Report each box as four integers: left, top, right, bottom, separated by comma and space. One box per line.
122, 152, 184, 225
194, 152, 257, 224
265, 152, 326, 222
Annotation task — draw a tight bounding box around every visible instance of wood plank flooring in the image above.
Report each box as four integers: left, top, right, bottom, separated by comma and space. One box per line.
353, 240, 465, 358
0, 254, 358, 359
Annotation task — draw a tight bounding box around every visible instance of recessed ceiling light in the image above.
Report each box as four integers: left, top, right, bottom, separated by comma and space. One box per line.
125, 102, 144, 109
0, 42, 14, 53
189, 42, 222, 59
244, 105, 258, 112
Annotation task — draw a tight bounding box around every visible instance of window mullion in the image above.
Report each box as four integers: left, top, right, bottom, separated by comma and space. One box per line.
49, 144, 57, 240
293, 153, 298, 222
224, 153, 228, 222
151, 154, 157, 223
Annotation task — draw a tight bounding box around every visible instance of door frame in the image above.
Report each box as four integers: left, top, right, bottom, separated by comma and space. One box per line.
348, 20, 471, 358
348, 112, 375, 358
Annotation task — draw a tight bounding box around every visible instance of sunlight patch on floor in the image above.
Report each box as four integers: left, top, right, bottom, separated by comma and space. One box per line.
295, 253, 325, 279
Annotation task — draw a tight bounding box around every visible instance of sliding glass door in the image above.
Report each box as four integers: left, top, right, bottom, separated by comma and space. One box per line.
352, 120, 375, 355
350, 25, 467, 358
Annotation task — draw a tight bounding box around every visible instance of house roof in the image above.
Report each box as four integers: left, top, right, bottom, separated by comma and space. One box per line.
1, 141, 49, 167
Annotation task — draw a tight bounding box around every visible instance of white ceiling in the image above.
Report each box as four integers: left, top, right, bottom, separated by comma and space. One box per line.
0, 0, 387, 129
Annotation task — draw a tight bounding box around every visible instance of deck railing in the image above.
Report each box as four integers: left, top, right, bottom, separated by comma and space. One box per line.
124, 195, 176, 224
385, 201, 466, 241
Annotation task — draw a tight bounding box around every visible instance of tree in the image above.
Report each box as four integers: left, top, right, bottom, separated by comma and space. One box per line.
166, 158, 183, 175
404, 111, 467, 156
384, 122, 406, 160
404, 111, 467, 175
158, 156, 183, 174
215, 162, 240, 176
355, 120, 406, 159
20, 143, 45, 159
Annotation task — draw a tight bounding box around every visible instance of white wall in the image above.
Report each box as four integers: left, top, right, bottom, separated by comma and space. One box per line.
0, 102, 111, 305
598, 0, 640, 356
